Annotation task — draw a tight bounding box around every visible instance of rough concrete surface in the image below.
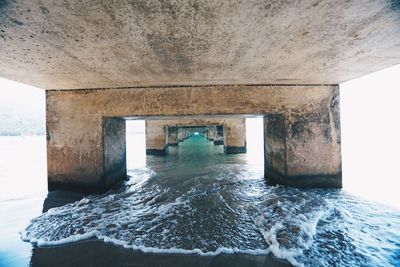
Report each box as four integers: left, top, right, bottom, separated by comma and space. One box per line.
145, 120, 168, 155
264, 89, 342, 188
0, 0, 399, 89
46, 85, 341, 191
103, 118, 126, 188
223, 119, 247, 154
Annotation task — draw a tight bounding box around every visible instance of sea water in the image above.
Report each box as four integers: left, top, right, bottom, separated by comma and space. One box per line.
14, 135, 400, 267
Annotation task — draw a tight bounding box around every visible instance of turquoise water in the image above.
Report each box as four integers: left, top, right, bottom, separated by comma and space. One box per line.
0, 135, 399, 266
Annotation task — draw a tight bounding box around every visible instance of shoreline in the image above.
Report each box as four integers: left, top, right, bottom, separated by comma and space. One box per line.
30, 239, 292, 267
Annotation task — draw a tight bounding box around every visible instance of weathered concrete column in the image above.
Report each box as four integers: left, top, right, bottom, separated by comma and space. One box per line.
264, 90, 342, 188
224, 119, 247, 154
46, 100, 126, 193
103, 118, 127, 187
206, 126, 216, 141
145, 121, 168, 155
167, 127, 178, 146
214, 125, 224, 145
177, 129, 184, 142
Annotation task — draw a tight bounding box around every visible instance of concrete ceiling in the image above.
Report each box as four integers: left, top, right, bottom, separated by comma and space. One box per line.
0, 0, 400, 90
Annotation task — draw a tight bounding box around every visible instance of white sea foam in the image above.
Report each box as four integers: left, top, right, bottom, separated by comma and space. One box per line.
250, 187, 334, 267
22, 228, 269, 257
76, 197, 90, 206
20, 140, 400, 266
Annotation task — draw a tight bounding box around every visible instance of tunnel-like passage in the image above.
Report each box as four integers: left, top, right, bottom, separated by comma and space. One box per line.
166, 125, 222, 145
145, 118, 246, 155
46, 85, 341, 193
167, 125, 224, 145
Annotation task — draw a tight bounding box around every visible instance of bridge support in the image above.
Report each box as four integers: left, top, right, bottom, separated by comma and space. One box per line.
145, 118, 246, 155
264, 92, 341, 188
224, 119, 246, 154
46, 85, 341, 192
145, 121, 168, 155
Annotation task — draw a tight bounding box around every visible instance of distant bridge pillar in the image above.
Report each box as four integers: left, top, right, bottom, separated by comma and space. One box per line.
223, 119, 247, 154
145, 121, 168, 155
146, 119, 247, 154
213, 125, 224, 145
167, 127, 178, 146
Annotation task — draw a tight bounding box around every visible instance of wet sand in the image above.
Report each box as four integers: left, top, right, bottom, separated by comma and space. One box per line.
30, 240, 291, 267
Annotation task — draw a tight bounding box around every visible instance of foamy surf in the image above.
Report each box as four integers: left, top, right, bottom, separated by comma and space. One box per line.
21, 138, 400, 266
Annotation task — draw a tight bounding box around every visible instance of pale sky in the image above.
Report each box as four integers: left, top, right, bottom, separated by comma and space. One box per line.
0, 78, 45, 115
340, 64, 400, 208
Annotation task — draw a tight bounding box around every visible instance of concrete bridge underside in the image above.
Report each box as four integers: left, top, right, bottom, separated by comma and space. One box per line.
0, 1, 399, 89
0, 1, 399, 193
145, 119, 246, 155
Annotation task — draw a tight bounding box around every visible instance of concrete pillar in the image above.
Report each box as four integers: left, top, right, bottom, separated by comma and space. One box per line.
206, 126, 216, 141
264, 90, 341, 188
177, 129, 184, 142
145, 121, 168, 155
214, 125, 224, 145
167, 127, 178, 146
103, 118, 127, 187
47, 112, 126, 193
224, 119, 247, 154
211, 126, 221, 144
183, 129, 188, 140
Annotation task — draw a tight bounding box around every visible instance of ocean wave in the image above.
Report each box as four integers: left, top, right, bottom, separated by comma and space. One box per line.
20, 161, 400, 267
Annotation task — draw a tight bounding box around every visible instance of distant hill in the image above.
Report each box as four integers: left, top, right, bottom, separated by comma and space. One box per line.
0, 105, 148, 136
0, 77, 46, 136
0, 106, 146, 136
0, 107, 45, 136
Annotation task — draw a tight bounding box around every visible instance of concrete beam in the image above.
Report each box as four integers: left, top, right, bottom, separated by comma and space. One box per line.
46, 85, 341, 192
0, 1, 400, 89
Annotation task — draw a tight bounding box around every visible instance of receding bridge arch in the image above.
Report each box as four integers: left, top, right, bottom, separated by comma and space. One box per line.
145, 118, 247, 155
46, 85, 341, 193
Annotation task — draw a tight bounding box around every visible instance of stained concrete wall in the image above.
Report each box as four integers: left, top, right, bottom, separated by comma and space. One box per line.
46, 85, 341, 192
223, 119, 246, 154
264, 89, 341, 188
204, 126, 222, 143
103, 118, 126, 188
214, 125, 224, 145
145, 121, 168, 155
145, 118, 246, 155
167, 127, 179, 146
